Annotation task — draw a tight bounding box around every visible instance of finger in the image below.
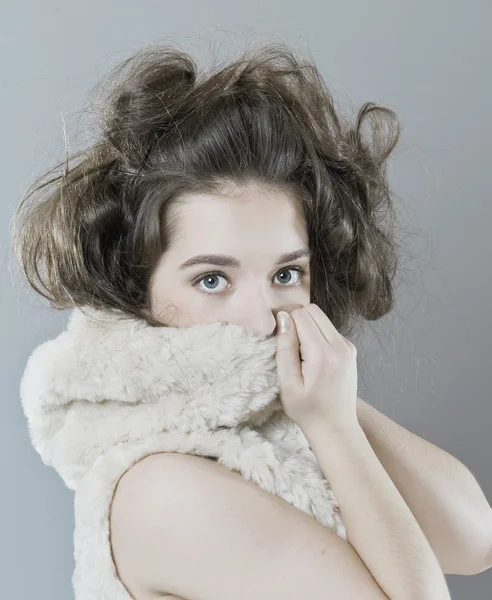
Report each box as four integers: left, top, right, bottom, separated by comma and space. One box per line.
303, 303, 341, 345
275, 311, 303, 392
290, 307, 333, 363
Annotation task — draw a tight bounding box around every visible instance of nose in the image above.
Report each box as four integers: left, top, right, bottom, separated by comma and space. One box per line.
222, 311, 284, 341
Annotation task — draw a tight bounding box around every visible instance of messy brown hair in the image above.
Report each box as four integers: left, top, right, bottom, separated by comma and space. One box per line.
11, 41, 403, 338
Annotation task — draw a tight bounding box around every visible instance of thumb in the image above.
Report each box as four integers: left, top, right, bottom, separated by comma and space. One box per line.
275, 311, 302, 393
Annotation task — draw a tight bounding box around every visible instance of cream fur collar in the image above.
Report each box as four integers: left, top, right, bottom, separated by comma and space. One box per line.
20, 306, 284, 490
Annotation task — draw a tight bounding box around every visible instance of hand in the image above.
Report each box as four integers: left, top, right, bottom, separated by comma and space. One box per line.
274, 303, 359, 432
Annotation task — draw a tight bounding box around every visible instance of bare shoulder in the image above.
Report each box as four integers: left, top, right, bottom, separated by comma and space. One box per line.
109, 453, 231, 599
110, 452, 388, 600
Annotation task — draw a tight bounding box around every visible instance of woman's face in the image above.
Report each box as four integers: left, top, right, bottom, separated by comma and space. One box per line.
148, 184, 311, 339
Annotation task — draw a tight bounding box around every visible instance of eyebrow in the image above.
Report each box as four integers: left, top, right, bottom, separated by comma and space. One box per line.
178, 248, 311, 270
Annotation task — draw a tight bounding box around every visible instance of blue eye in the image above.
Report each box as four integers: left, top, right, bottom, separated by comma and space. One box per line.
193, 266, 308, 296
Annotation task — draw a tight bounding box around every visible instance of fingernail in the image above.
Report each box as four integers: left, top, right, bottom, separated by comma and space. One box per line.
278, 311, 291, 333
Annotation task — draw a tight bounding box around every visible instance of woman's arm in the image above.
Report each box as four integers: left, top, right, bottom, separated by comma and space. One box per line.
302, 420, 452, 600
356, 396, 492, 575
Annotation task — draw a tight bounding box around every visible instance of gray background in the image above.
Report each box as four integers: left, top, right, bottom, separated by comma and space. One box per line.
1, 0, 491, 598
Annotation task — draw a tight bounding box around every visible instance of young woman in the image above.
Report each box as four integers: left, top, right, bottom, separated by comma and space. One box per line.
13, 41, 468, 600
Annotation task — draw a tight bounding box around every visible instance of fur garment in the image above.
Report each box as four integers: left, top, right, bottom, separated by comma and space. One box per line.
20, 305, 347, 599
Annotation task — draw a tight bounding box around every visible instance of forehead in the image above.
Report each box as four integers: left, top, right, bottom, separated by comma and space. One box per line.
170, 189, 308, 249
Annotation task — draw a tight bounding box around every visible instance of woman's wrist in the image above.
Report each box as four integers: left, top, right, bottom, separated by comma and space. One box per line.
299, 418, 366, 450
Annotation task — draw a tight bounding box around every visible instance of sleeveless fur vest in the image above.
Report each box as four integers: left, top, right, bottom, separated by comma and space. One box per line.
20, 306, 347, 599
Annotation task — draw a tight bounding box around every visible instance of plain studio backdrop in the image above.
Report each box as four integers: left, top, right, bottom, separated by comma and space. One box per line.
1, 1, 491, 598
